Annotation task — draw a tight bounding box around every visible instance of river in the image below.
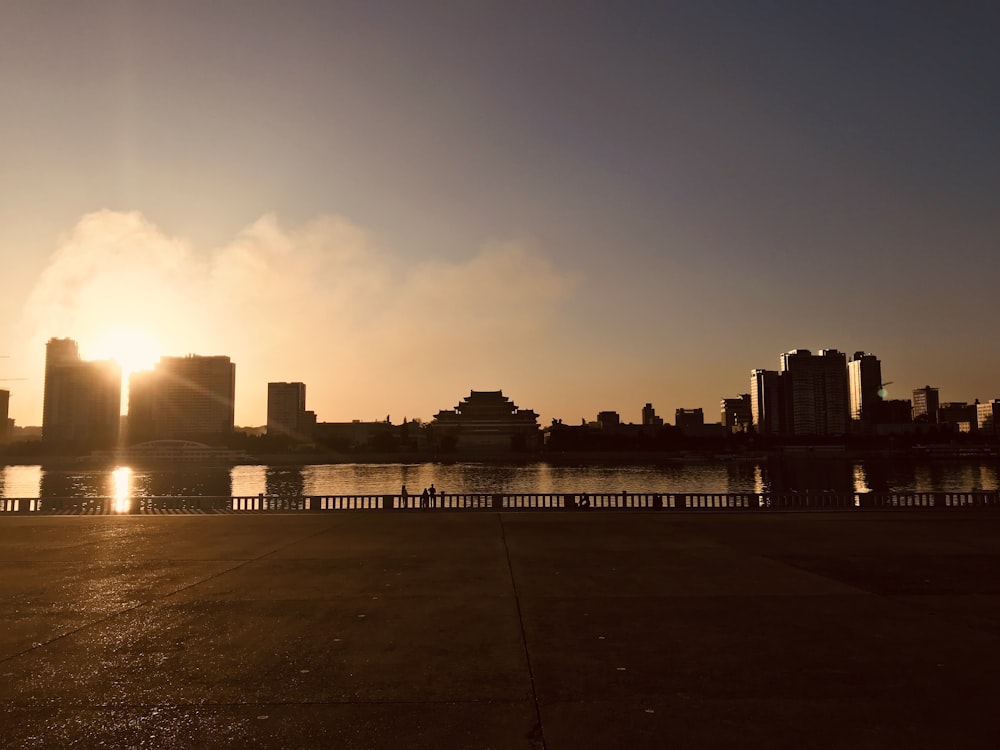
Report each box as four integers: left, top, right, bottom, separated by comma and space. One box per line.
0, 457, 997, 499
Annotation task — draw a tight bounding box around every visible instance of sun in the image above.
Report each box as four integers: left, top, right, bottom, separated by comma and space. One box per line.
86, 328, 162, 377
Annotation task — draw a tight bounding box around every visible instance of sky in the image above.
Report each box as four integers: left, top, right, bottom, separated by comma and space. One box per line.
2, 1, 998, 427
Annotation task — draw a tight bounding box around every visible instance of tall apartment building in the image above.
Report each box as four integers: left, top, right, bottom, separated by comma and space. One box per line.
750, 369, 781, 435
41, 337, 121, 446
847, 352, 882, 424
977, 400, 1000, 435
912, 386, 940, 424
267, 382, 309, 439
128, 355, 235, 441
779, 349, 849, 436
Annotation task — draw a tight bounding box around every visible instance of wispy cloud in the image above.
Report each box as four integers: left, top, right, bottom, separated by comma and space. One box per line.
20, 210, 580, 423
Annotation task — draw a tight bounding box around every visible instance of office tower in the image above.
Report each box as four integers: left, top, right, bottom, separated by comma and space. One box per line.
41, 337, 121, 446
750, 369, 781, 435
847, 352, 882, 424
127, 355, 235, 440
779, 349, 849, 436
721, 394, 752, 432
912, 386, 939, 424
267, 382, 308, 439
641, 403, 663, 427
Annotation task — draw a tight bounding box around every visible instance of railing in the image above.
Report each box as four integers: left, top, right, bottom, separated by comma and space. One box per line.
0, 490, 999, 514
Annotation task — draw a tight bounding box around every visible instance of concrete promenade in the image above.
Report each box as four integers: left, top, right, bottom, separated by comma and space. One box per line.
2, 510, 1000, 748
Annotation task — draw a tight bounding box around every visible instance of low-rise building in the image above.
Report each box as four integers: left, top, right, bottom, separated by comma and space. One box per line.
432, 390, 540, 450
721, 395, 752, 432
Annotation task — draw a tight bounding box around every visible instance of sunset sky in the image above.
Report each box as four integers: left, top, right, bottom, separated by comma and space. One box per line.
2, 2, 998, 427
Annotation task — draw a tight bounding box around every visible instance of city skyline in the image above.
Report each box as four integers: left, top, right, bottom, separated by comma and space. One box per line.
3, 3, 999, 426
13, 336, 998, 434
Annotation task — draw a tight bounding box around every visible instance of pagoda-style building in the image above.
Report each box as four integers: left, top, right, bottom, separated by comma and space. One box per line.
432, 390, 541, 451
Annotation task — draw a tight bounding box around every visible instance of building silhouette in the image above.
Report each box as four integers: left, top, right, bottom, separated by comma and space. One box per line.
128, 355, 235, 442
879, 399, 914, 426
641, 403, 663, 427
0, 389, 10, 443
750, 369, 782, 435
267, 382, 314, 440
432, 390, 540, 450
674, 408, 704, 429
847, 352, 882, 425
41, 337, 121, 447
720, 394, 752, 432
977, 400, 1000, 434
938, 402, 978, 432
596, 411, 621, 430
912, 385, 940, 424
779, 349, 849, 436
750, 350, 851, 437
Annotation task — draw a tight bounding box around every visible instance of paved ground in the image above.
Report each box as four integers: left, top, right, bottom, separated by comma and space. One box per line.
2, 510, 1000, 749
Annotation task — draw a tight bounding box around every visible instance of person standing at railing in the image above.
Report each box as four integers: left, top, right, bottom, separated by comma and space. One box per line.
401, 485, 409, 508
429, 483, 437, 508
420, 487, 429, 509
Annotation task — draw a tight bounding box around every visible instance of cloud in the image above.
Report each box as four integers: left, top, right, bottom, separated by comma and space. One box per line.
20, 210, 580, 423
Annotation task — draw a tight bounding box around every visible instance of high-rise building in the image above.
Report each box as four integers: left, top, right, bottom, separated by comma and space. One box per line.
912, 386, 940, 424
750, 369, 781, 435
721, 394, 752, 432
267, 382, 309, 439
779, 349, 849, 436
127, 355, 235, 441
847, 352, 882, 424
42, 337, 121, 446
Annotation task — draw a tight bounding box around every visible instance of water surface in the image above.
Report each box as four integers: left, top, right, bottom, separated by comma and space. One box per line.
1, 458, 997, 499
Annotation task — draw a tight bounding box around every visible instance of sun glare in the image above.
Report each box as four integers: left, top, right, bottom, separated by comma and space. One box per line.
87, 328, 162, 376
112, 466, 132, 514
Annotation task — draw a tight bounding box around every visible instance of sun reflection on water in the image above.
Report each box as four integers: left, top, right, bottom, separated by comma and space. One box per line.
112, 466, 132, 513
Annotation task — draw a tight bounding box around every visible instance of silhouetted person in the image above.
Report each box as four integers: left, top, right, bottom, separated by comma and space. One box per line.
429, 483, 437, 508
401, 484, 409, 507
420, 487, 429, 509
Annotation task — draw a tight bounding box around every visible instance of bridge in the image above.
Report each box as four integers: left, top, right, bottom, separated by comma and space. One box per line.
2, 489, 999, 514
